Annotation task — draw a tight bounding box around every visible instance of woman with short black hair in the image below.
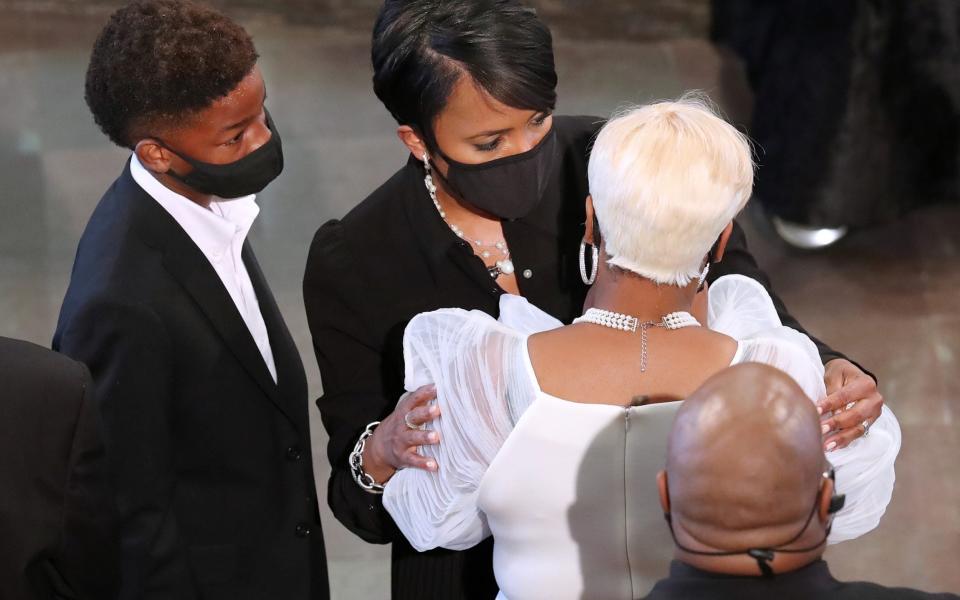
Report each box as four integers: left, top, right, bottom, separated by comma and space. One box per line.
303, 1, 882, 598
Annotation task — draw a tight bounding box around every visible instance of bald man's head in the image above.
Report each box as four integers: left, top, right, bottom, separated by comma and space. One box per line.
661, 363, 828, 553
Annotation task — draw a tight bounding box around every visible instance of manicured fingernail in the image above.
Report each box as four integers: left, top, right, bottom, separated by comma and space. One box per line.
821, 423, 830, 434
426, 461, 437, 470
428, 432, 439, 442
430, 406, 439, 416
817, 405, 823, 415
826, 441, 837, 452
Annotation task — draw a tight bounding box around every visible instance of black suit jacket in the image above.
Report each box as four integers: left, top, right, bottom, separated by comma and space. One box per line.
303, 116, 853, 600
54, 163, 328, 600
0, 337, 116, 600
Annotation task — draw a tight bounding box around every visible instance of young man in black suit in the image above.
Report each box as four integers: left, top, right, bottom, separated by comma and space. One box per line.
53, 2, 328, 598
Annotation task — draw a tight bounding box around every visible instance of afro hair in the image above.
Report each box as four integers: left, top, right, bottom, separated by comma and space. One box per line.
85, 0, 259, 148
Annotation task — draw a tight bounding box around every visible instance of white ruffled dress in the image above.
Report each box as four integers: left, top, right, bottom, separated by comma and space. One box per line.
383, 275, 901, 600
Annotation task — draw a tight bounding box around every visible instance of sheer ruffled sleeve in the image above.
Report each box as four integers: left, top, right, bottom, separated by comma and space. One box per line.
708, 274, 901, 544
383, 304, 539, 552
823, 406, 901, 543
709, 275, 827, 401
497, 294, 564, 334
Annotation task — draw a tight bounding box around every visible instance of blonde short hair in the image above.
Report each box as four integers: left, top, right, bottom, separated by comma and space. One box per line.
587, 94, 754, 286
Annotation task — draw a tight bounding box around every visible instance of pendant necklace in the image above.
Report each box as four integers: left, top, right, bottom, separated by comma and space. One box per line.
573, 308, 701, 372
424, 161, 515, 279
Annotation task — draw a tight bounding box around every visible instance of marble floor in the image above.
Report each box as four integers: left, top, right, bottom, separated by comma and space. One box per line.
1, 5, 957, 598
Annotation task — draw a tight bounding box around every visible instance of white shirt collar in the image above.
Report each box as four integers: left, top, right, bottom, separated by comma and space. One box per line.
129, 153, 260, 263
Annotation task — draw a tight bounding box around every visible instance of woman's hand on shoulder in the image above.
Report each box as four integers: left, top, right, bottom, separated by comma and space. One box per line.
818, 359, 883, 451
363, 384, 442, 483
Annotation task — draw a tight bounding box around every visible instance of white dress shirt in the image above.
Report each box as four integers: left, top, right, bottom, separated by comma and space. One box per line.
130, 154, 277, 382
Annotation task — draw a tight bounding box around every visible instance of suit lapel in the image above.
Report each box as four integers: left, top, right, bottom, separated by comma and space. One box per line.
242, 243, 307, 428
160, 238, 282, 404
124, 170, 288, 416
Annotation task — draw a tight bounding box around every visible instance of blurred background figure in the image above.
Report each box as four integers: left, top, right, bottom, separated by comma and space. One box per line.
0, 0, 957, 597
0, 337, 117, 600
713, 0, 960, 248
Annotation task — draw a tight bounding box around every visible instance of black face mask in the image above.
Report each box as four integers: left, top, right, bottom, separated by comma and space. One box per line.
431, 125, 558, 220
158, 110, 284, 199
664, 468, 846, 578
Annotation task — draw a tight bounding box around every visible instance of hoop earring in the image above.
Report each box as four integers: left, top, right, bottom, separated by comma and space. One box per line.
580, 240, 599, 285
696, 262, 710, 291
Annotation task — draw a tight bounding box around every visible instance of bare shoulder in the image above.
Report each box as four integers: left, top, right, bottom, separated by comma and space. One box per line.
527, 325, 599, 365
526, 325, 639, 402
665, 326, 740, 373
680, 326, 738, 351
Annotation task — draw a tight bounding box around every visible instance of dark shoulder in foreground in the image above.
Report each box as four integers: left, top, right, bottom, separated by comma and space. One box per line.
0, 336, 88, 393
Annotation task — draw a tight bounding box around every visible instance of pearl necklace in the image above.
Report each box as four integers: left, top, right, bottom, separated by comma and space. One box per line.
424, 160, 515, 278
573, 308, 701, 372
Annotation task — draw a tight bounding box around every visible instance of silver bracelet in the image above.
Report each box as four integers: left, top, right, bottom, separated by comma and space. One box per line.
349, 421, 385, 495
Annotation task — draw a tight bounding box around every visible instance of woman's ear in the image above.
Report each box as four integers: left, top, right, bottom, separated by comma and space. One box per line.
713, 221, 736, 263
657, 470, 671, 513
134, 139, 173, 174
397, 126, 429, 163
584, 195, 596, 245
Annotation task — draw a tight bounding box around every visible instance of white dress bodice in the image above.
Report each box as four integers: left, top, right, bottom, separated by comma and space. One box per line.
383, 275, 901, 600
480, 395, 687, 600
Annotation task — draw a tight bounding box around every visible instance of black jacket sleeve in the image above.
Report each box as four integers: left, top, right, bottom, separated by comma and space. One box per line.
57, 299, 199, 600
303, 221, 401, 545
